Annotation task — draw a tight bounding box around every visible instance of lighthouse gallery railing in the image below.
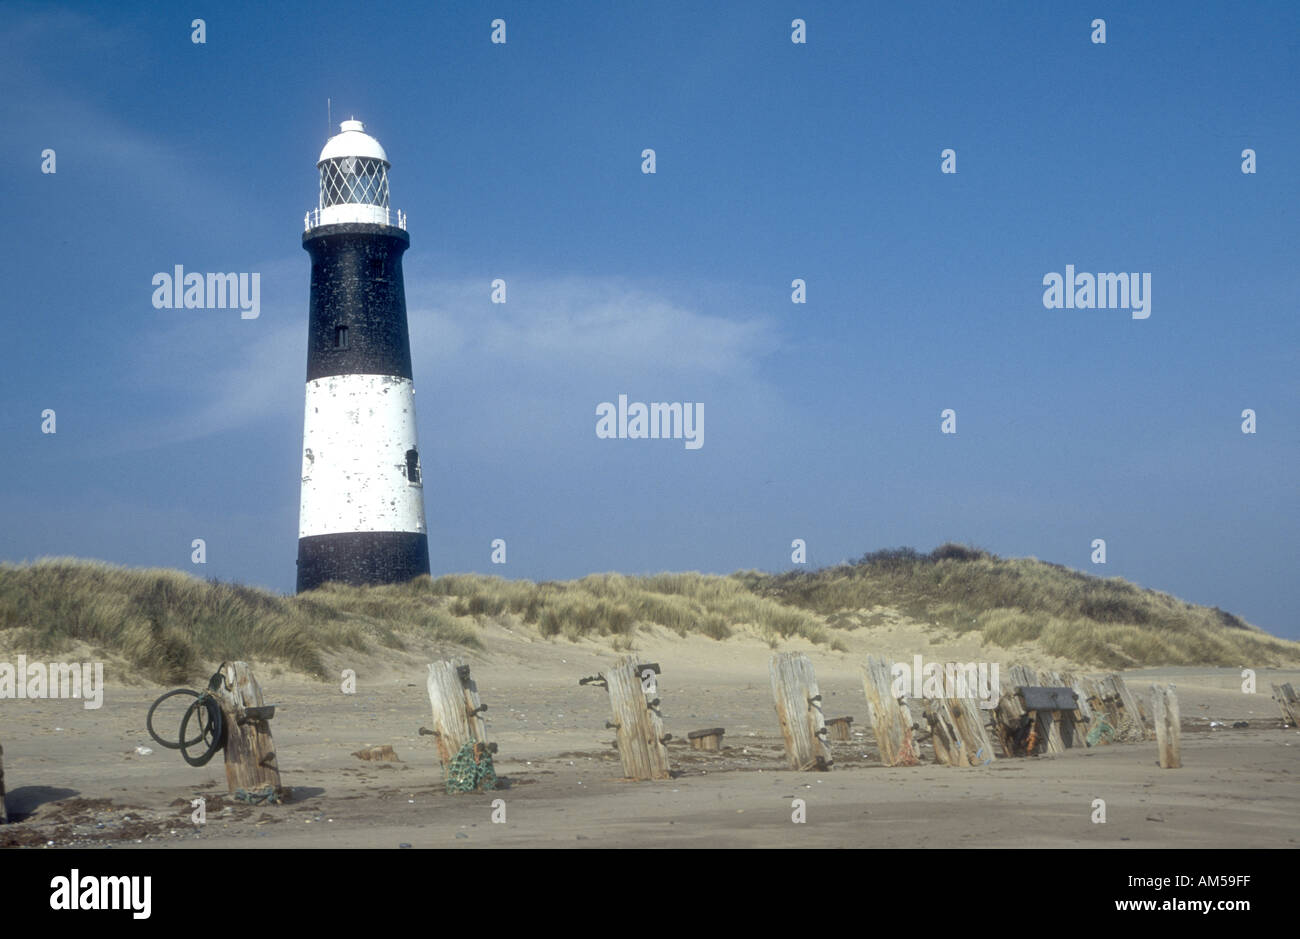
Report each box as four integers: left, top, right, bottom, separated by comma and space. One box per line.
304, 207, 407, 232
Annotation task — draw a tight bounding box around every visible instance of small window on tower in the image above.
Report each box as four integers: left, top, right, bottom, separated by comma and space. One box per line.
405, 448, 421, 484
334, 324, 348, 349
369, 257, 384, 278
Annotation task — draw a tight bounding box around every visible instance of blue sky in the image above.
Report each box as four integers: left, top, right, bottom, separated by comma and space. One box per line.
2, 1, 1296, 637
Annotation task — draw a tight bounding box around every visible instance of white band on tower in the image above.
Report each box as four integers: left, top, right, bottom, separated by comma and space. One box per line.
299, 374, 427, 539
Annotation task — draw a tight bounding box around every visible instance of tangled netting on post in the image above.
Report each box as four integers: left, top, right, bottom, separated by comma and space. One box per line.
233, 786, 282, 805
1086, 719, 1116, 746
445, 741, 497, 793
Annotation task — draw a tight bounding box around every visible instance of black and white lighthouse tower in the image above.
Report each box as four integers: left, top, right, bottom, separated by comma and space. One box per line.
296, 119, 430, 592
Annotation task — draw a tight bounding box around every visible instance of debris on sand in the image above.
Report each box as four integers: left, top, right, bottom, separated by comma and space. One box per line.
351, 745, 402, 762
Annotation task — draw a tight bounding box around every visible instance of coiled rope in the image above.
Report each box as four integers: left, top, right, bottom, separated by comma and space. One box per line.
146, 670, 227, 767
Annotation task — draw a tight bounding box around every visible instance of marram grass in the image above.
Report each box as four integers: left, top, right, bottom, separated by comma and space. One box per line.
1, 545, 1296, 684
754, 545, 1300, 669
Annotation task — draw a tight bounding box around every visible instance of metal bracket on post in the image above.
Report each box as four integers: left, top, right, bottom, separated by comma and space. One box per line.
241, 704, 278, 724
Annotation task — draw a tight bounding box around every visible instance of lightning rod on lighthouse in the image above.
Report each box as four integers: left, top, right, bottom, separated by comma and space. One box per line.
296, 119, 430, 592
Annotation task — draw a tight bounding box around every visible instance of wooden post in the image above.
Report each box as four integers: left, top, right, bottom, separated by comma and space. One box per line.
1150, 683, 1181, 769
601, 656, 670, 780
687, 728, 725, 751
1102, 673, 1150, 740
426, 658, 490, 768
770, 652, 832, 771
861, 655, 920, 766
0, 740, 7, 824
214, 661, 282, 798
923, 696, 997, 767
1272, 683, 1299, 727
992, 669, 1030, 757
990, 694, 1018, 757
1060, 671, 1096, 743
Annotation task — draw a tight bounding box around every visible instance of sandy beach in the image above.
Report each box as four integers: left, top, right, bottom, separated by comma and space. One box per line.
2, 622, 1297, 849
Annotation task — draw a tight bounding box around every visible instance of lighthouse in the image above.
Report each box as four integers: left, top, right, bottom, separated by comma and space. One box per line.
296, 119, 430, 592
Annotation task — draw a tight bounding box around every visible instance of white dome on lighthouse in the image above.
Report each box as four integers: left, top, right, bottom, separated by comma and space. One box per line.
307, 118, 405, 231
317, 119, 389, 166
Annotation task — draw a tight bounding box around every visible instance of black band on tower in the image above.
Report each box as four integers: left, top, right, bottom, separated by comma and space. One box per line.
296, 531, 430, 592
303, 223, 413, 381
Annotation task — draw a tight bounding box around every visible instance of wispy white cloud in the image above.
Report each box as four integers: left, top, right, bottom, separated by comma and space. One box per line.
103, 270, 788, 456
406, 274, 788, 456
408, 274, 781, 380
